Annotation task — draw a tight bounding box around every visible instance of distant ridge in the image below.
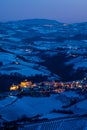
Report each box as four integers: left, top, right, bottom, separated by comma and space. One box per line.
6, 19, 62, 25
1, 19, 87, 25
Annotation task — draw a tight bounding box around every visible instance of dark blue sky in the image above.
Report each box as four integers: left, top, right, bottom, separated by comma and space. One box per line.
0, 0, 87, 23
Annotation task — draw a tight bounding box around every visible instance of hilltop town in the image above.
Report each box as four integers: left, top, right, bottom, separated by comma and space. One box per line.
10, 77, 87, 97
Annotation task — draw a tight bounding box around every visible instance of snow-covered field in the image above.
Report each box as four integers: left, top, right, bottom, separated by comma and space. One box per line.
0, 95, 63, 121
0, 19, 87, 129
0, 90, 86, 122
18, 116, 87, 130
0, 20, 87, 81
0, 93, 87, 129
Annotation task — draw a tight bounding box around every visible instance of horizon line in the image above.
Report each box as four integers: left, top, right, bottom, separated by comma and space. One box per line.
0, 18, 87, 24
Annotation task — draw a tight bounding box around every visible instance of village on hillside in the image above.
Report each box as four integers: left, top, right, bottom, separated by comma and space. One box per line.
10, 77, 87, 97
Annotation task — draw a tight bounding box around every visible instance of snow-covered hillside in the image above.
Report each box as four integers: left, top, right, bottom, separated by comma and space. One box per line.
0, 91, 85, 121
0, 19, 87, 83
0, 19, 87, 128
0, 91, 87, 129
0, 95, 63, 121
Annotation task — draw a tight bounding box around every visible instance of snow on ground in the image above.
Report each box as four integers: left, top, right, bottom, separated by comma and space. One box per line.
1, 92, 86, 122
23, 117, 87, 130
68, 98, 87, 115
34, 41, 59, 51
66, 56, 87, 70
76, 99, 87, 111
0, 96, 17, 109
7, 37, 21, 42
0, 23, 87, 79
0, 51, 51, 77
40, 113, 69, 120
0, 53, 16, 65
0, 64, 49, 76
62, 91, 80, 98
31, 26, 57, 34
0, 95, 64, 121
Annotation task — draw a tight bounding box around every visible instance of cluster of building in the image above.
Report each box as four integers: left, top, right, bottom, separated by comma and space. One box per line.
10, 78, 87, 96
